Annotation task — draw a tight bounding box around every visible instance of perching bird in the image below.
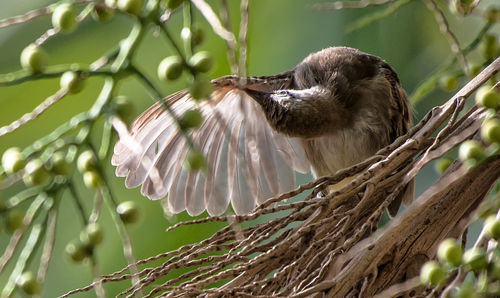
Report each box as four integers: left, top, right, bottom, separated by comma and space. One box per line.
112, 47, 413, 217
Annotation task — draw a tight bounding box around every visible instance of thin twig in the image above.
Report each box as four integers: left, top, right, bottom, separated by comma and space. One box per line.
424, 0, 469, 75
0, 89, 68, 137
313, 0, 397, 10
219, 0, 239, 75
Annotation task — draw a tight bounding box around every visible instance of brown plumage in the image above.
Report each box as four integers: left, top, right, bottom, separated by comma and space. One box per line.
112, 46, 413, 216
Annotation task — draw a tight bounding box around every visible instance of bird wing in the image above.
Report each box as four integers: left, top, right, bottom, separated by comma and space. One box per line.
112, 86, 310, 216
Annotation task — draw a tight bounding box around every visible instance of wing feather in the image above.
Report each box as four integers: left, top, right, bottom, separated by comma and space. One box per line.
112, 86, 311, 216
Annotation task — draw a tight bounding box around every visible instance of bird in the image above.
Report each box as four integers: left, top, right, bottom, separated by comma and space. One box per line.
112, 46, 413, 217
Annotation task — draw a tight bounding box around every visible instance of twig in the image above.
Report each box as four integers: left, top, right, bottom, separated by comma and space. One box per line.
0, 0, 94, 29
424, 0, 469, 75
0, 89, 68, 137
191, 0, 237, 47
238, 0, 249, 79
313, 0, 397, 10
37, 201, 58, 284
219, 0, 239, 75
0, 194, 47, 275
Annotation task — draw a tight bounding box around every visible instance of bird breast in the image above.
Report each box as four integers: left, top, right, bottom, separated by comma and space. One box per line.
299, 82, 393, 178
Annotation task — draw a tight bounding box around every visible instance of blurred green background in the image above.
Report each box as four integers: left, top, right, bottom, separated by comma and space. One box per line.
0, 0, 498, 296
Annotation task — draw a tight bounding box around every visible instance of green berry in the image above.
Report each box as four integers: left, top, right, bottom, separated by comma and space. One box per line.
112, 96, 135, 122
16, 272, 42, 296
463, 248, 488, 271
481, 118, 500, 144
52, 3, 77, 32
117, 0, 143, 15
2, 147, 26, 174
6, 209, 24, 233
437, 238, 463, 266
486, 8, 500, 23
179, 110, 203, 130
481, 34, 499, 60
23, 159, 51, 187
188, 76, 213, 100
158, 56, 184, 81
0, 200, 6, 212
105, 0, 117, 8
476, 86, 500, 110
181, 26, 204, 47
116, 201, 139, 224
439, 75, 459, 91
60, 71, 84, 94
83, 171, 101, 189
65, 240, 91, 263
20, 44, 47, 74
80, 223, 104, 246
491, 259, 500, 280
184, 149, 206, 171
469, 63, 482, 78
459, 140, 485, 163
484, 215, 500, 240
435, 157, 453, 174
77, 150, 97, 172
166, 0, 185, 10
420, 261, 445, 286
92, 4, 115, 22
49, 152, 72, 177
189, 51, 214, 73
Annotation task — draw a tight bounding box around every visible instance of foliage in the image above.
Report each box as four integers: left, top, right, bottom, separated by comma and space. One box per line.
0, 0, 499, 297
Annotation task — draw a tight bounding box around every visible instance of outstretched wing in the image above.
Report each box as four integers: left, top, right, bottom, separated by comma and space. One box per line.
112, 84, 310, 216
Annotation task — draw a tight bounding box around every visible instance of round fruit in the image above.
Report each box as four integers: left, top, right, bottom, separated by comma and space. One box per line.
83, 171, 101, 189
469, 63, 482, 78
484, 215, 500, 240
184, 149, 206, 171
492, 259, 500, 280
112, 96, 135, 122
20, 44, 47, 74
434, 157, 453, 174
16, 272, 42, 295
49, 152, 72, 177
117, 0, 143, 15
189, 51, 214, 73
52, 3, 77, 32
80, 223, 104, 246
157, 56, 184, 81
92, 5, 115, 22
65, 240, 90, 263
486, 8, 500, 23
105, 0, 117, 8
476, 86, 500, 110
463, 247, 488, 270
60, 71, 84, 94
179, 110, 203, 130
181, 26, 204, 47
6, 209, 24, 233
420, 261, 445, 286
23, 159, 51, 187
437, 238, 463, 266
481, 34, 499, 60
188, 76, 213, 100
458, 140, 484, 162
439, 75, 459, 91
77, 150, 97, 173
2, 147, 26, 174
116, 201, 139, 224
0, 200, 6, 212
166, 0, 185, 10
481, 118, 500, 144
